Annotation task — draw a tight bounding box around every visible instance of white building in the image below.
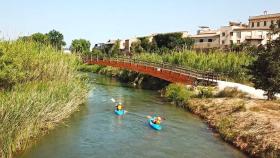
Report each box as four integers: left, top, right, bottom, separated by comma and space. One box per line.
193, 12, 280, 50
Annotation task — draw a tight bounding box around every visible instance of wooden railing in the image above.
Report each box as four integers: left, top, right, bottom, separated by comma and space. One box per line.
83, 55, 220, 84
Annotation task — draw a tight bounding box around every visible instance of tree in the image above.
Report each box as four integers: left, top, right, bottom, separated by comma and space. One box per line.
109, 40, 121, 56
131, 40, 144, 54
70, 39, 91, 55
152, 33, 194, 51
153, 33, 183, 50
31, 33, 49, 45
181, 37, 195, 50
247, 21, 280, 100
46, 30, 66, 50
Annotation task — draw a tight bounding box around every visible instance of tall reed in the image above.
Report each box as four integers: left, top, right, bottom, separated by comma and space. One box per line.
134, 50, 255, 83
0, 41, 88, 158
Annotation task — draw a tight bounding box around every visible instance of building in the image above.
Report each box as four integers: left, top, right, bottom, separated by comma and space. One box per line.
191, 26, 220, 50
193, 12, 280, 50
249, 11, 280, 29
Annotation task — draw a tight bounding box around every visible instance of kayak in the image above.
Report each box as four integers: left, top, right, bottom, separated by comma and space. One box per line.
114, 109, 125, 116
148, 118, 162, 130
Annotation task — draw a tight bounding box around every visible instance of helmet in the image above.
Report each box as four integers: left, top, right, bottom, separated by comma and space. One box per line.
157, 117, 162, 121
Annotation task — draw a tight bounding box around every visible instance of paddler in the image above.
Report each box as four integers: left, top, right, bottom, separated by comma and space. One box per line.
152, 116, 162, 125
115, 103, 123, 111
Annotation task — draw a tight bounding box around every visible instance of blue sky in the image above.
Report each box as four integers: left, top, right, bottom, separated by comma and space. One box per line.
0, 0, 280, 47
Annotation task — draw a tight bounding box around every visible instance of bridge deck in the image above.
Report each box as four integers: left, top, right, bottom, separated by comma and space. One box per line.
84, 57, 219, 85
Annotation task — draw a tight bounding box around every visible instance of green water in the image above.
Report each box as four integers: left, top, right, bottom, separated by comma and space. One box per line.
18, 74, 247, 158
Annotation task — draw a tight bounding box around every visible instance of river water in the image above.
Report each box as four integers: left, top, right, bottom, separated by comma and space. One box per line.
19, 74, 247, 158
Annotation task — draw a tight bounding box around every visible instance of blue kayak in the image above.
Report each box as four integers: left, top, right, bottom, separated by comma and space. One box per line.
114, 109, 125, 116
148, 118, 162, 130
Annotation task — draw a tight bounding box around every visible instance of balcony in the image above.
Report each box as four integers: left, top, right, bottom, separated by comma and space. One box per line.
194, 42, 220, 49
245, 35, 264, 40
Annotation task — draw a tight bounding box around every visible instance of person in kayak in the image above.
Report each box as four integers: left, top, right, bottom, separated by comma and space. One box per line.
115, 103, 123, 111
152, 116, 162, 125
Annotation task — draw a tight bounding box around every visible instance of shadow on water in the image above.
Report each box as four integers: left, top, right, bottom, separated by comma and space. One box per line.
18, 73, 247, 158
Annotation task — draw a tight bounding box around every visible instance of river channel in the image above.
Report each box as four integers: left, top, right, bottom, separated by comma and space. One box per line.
19, 73, 246, 158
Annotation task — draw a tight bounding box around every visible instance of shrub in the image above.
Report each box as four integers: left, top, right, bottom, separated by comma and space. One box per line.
77, 64, 103, 73
165, 83, 193, 103
216, 87, 248, 98
196, 86, 215, 98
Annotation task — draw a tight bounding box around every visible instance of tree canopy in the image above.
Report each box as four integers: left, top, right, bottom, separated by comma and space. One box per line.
46, 30, 66, 50
70, 39, 91, 54
247, 21, 280, 100
18, 30, 66, 51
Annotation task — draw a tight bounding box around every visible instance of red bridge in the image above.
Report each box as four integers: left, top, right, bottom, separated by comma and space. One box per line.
84, 57, 219, 85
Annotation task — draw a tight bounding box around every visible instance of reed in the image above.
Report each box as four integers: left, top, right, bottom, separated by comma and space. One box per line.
134, 50, 255, 83
0, 41, 88, 158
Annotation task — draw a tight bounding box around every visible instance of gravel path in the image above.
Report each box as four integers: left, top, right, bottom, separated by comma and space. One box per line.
217, 80, 280, 100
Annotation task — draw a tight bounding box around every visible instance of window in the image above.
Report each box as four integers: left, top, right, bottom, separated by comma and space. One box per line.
237, 32, 241, 38
237, 40, 240, 44
208, 39, 213, 42
264, 21, 267, 26
222, 40, 225, 45
257, 22, 260, 27
199, 39, 204, 43
251, 22, 254, 27
222, 32, 225, 36
230, 32, 233, 36
230, 40, 233, 45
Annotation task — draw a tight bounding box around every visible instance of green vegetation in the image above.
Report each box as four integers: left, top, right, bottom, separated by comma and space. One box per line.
153, 33, 194, 51
196, 86, 215, 98
165, 83, 193, 104
131, 33, 194, 54
19, 29, 66, 51
247, 21, 280, 100
70, 39, 91, 55
0, 41, 88, 157
134, 51, 254, 82
77, 64, 103, 73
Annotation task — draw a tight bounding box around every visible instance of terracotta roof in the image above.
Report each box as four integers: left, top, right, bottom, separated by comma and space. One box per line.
249, 13, 280, 20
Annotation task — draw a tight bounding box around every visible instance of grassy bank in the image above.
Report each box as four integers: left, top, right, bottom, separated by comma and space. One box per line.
0, 41, 88, 158
164, 83, 280, 158
133, 50, 255, 83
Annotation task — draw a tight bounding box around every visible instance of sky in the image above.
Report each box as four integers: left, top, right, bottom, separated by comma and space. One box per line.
0, 0, 280, 47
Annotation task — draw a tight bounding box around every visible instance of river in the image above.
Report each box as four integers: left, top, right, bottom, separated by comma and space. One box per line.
18, 73, 247, 158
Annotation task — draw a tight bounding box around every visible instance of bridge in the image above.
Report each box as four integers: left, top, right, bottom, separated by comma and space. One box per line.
83, 56, 219, 86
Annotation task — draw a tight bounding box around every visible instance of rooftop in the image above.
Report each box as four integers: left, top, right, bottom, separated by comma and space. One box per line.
249, 12, 280, 20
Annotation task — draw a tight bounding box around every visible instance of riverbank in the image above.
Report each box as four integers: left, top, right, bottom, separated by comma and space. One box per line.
0, 41, 88, 158
188, 98, 280, 158
163, 84, 280, 158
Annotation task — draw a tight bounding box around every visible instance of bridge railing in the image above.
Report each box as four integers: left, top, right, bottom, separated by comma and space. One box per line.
83, 55, 220, 82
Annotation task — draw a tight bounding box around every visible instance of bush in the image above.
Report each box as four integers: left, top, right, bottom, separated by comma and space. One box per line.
77, 64, 103, 73
216, 87, 248, 98
165, 83, 193, 103
196, 86, 214, 98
